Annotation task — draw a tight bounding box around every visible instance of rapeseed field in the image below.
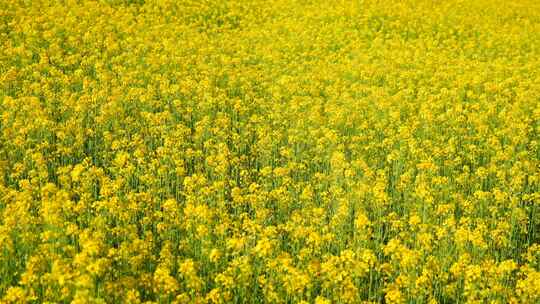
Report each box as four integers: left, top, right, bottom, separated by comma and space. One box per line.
1, 0, 539, 303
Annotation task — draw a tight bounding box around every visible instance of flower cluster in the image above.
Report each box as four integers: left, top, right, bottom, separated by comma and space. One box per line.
1, 0, 539, 303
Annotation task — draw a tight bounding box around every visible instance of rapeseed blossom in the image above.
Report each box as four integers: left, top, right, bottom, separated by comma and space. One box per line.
1, 0, 539, 303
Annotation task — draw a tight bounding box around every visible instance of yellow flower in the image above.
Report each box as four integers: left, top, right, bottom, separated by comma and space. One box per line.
209, 248, 221, 263
315, 296, 331, 304
385, 286, 404, 304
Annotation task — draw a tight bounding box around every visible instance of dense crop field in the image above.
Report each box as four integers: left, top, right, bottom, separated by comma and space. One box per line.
1, 0, 540, 303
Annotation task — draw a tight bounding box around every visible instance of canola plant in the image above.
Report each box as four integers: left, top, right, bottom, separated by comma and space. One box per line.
0, 0, 539, 303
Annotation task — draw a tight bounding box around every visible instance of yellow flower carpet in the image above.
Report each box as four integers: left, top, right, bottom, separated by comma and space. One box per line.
1, 0, 539, 303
